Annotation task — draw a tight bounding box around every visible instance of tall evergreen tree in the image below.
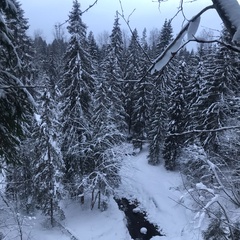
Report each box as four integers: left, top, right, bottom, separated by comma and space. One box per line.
156, 19, 173, 56
148, 28, 160, 59
33, 85, 64, 226
124, 29, 141, 136
163, 61, 188, 170
131, 29, 152, 150
59, 0, 95, 198
109, 12, 124, 73
101, 12, 126, 134
192, 32, 239, 152
0, 0, 34, 165
47, 37, 67, 100
82, 79, 124, 209
87, 31, 100, 69
147, 21, 175, 165
2, 0, 36, 218
32, 36, 48, 86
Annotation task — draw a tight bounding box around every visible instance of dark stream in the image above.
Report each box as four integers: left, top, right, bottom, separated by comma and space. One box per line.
114, 197, 163, 240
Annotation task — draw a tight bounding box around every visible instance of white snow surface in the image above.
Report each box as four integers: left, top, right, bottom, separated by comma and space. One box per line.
117, 145, 201, 239
187, 16, 201, 40
2, 144, 202, 239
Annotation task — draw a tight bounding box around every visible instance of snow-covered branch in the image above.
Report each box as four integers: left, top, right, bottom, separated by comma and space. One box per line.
169, 125, 240, 136
212, 0, 240, 41
192, 37, 240, 53
150, 0, 240, 73
149, 5, 214, 74
206, 160, 240, 207
1, 70, 37, 108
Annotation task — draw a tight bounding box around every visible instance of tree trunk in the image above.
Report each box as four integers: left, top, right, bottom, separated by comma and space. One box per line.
80, 186, 84, 205
98, 191, 101, 210
50, 197, 54, 227
91, 189, 95, 209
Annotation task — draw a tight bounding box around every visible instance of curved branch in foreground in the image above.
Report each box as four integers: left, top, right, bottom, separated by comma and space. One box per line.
149, 5, 215, 74
211, 0, 240, 41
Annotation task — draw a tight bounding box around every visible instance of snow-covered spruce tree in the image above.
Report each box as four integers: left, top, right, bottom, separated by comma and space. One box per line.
5, 0, 34, 86
87, 31, 100, 71
175, 48, 199, 144
147, 20, 175, 165
46, 36, 67, 100
109, 12, 124, 74
131, 30, 152, 151
81, 79, 124, 210
147, 80, 169, 166
123, 29, 141, 137
148, 28, 160, 59
59, 0, 95, 199
192, 35, 238, 153
33, 83, 64, 226
0, 0, 34, 165
5, 123, 36, 214
162, 61, 189, 170
101, 13, 126, 134
32, 35, 48, 86
156, 19, 173, 56
217, 28, 240, 96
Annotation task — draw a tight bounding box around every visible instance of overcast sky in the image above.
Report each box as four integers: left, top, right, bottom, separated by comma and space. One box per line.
20, 0, 224, 43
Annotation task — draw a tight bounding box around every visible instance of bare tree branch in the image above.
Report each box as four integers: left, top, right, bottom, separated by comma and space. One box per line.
192, 36, 240, 53
55, 0, 99, 29
169, 125, 240, 136
0, 85, 44, 90
169, 0, 184, 23
81, 0, 99, 15
117, 0, 153, 64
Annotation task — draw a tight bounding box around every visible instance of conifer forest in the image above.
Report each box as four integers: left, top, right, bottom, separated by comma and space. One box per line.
2, 0, 240, 239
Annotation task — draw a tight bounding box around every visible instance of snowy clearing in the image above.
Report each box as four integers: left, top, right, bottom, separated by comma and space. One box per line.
2, 145, 202, 240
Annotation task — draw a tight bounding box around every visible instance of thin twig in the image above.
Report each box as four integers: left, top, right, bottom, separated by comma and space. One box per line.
127, 8, 136, 24
169, 0, 184, 24
55, 0, 99, 29
169, 125, 240, 136
117, 0, 152, 64
81, 0, 99, 15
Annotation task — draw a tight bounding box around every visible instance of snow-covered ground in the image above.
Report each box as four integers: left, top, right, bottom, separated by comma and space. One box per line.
1, 145, 203, 240
117, 145, 202, 240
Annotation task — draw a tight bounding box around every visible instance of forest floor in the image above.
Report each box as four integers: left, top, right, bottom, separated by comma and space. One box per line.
1, 145, 204, 240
